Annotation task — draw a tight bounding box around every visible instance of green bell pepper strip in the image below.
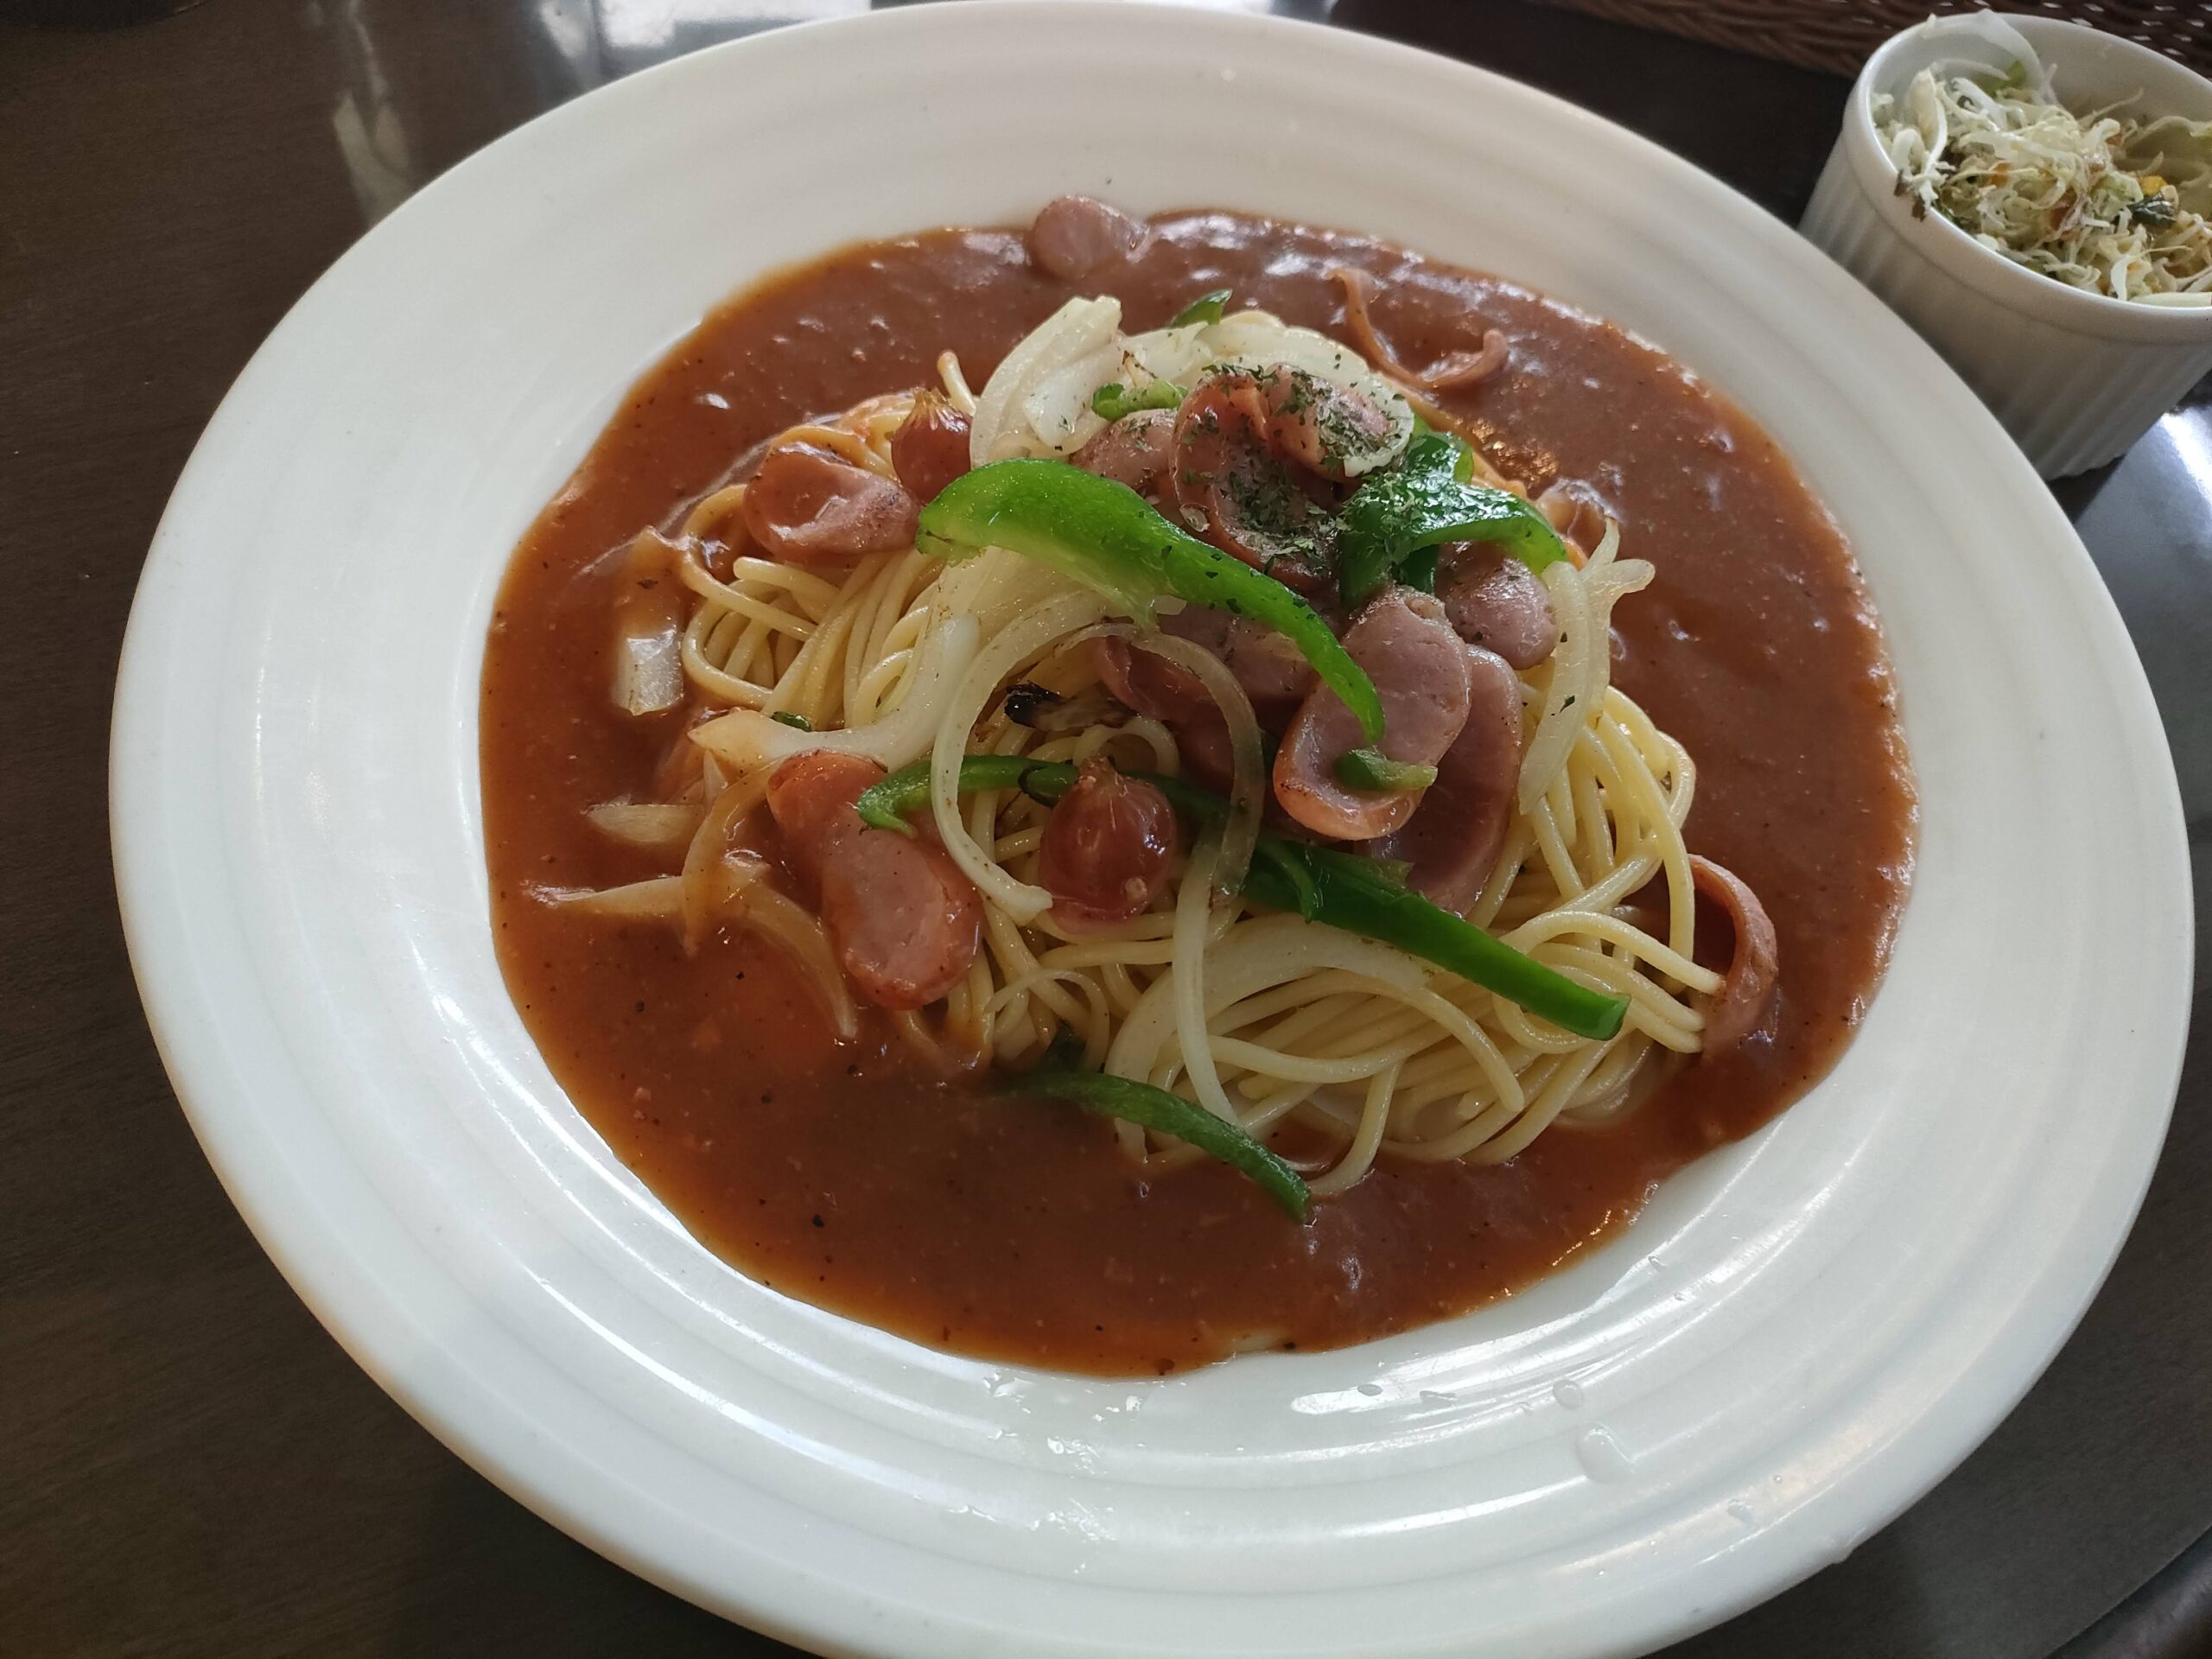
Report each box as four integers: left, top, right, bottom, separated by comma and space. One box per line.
1245, 841, 1624, 1042
1247, 836, 1321, 918
1017, 1066, 1311, 1220
855, 753, 1627, 1041
914, 459, 1385, 746
856, 753, 1047, 834
856, 753, 1224, 836
1337, 432, 1572, 609
1166, 287, 1232, 327
1090, 380, 1185, 422
1333, 747, 1436, 794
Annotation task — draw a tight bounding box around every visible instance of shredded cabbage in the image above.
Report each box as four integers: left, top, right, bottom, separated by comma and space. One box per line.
1873, 37, 2212, 306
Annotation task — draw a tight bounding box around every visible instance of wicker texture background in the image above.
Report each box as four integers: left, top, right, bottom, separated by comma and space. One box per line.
1533, 2, 2211, 79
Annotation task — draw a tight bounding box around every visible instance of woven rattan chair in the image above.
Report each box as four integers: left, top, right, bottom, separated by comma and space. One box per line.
1536, 1, 2209, 78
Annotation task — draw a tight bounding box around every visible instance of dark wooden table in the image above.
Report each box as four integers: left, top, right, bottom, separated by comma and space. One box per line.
4, 2, 2206, 1654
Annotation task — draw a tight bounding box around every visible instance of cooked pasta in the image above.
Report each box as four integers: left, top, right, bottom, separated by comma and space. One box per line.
573, 309, 1737, 1197
486, 200, 1914, 1370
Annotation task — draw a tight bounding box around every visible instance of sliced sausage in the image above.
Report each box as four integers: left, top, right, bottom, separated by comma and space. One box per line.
766, 751, 886, 892
1223, 367, 1395, 481
1373, 646, 1522, 913
1096, 615, 1315, 730
1437, 543, 1558, 670
741, 442, 918, 565
1091, 611, 1311, 798
1038, 758, 1181, 932
1027, 195, 1149, 281
1170, 372, 1351, 596
1172, 720, 1237, 797
1092, 633, 1236, 791
1273, 588, 1471, 841
651, 706, 717, 800
1072, 409, 1175, 496
818, 830, 982, 1011
1689, 855, 1780, 1051
891, 389, 971, 504
1093, 634, 1208, 726
1160, 604, 1315, 722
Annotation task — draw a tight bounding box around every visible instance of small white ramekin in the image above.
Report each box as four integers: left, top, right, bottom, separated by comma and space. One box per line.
1802, 14, 2212, 478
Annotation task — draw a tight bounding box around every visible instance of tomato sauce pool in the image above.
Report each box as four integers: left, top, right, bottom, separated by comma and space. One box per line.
480, 213, 1915, 1376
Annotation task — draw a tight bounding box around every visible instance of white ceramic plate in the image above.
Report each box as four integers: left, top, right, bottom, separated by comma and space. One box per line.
112, 6, 2190, 1655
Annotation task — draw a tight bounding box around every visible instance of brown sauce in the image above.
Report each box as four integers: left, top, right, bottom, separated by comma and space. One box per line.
480, 213, 1915, 1375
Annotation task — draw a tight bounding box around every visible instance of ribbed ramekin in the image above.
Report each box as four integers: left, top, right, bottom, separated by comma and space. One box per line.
1802, 14, 2212, 478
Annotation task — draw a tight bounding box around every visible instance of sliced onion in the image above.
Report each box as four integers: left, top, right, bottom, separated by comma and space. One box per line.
1021, 341, 1120, 455
930, 544, 1086, 639
539, 875, 684, 920
613, 628, 683, 715
1121, 321, 1213, 387
1095, 623, 1264, 906
930, 590, 1110, 924
1197, 308, 1414, 475
690, 610, 981, 775
1166, 830, 1244, 1126
542, 861, 854, 1043
680, 771, 771, 949
969, 296, 1121, 466
1329, 265, 1511, 396
721, 852, 857, 1040
610, 529, 687, 715
585, 801, 702, 854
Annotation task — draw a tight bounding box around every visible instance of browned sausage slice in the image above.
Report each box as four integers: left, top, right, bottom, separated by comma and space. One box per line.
1090, 633, 1237, 793
1096, 618, 1315, 729
1169, 373, 1343, 595
1173, 720, 1237, 797
891, 390, 971, 505
1373, 645, 1522, 913
1038, 757, 1181, 932
1071, 409, 1176, 495
819, 830, 982, 1010
1436, 544, 1558, 670
1160, 604, 1315, 721
1091, 617, 1311, 798
1092, 635, 1207, 726
1027, 195, 1150, 280
1689, 855, 1780, 1050
766, 752, 887, 892
1273, 588, 1471, 841
1230, 368, 1395, 480
741, 442, 918, 565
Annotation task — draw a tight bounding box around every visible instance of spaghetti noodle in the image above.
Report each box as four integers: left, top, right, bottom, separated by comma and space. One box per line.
485, 203, 1916, 1369
565, 294, 1738, 1198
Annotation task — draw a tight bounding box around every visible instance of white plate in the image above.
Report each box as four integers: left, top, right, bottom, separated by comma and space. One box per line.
111, 5, 2190, 1655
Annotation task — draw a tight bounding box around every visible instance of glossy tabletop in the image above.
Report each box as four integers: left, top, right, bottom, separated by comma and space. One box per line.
3, 2, 2207, 1655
